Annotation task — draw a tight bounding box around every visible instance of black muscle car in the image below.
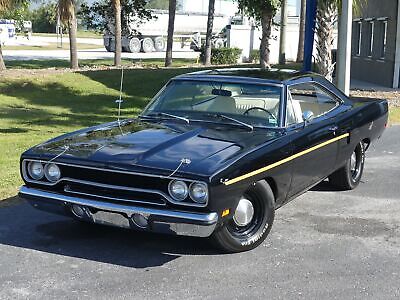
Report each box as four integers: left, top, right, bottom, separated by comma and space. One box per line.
19, 68, 388, 252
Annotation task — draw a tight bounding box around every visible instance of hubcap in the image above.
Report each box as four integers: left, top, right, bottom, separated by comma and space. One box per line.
350, 152, 357, 173
233, 197, 254, 227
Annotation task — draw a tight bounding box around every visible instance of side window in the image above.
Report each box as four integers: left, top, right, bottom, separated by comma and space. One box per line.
286, 92, 299, 126
288, 83, 340, 121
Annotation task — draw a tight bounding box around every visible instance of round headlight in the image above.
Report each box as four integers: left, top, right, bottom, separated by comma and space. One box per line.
168, 180, 188, 201
189, 182, 208, 204
44, 163, 61, 182
27, 161, 44, 180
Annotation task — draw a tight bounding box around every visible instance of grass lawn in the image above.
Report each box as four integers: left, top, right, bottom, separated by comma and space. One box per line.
390, 107, 400, 124
4, 58, 199, 70
3, 43, 103, 51
33, 30, 102, 39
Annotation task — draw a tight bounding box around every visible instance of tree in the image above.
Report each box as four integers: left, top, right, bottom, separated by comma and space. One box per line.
315, 0, 364, 81
204, 0, 215, 66
58, 0, 78, 69
165, 0, 176, 67
0, 0, 29, 71
79, 1, 152, 38
237, 0, 281, 69
278, 0, 287, 64
29, 2, 58, 33
296, 0, 305, 62
112, 0, 122, 66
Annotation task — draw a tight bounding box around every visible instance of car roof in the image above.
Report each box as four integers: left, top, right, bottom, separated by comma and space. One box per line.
174, 67, 316, 85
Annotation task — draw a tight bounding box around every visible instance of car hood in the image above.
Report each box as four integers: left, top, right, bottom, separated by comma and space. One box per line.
26, 119, 283, 176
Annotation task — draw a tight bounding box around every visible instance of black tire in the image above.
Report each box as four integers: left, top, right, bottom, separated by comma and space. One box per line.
212, 181, 275, 253
142, 37, 154, 53
329, 141, 365, 190
127, 38, 141, 53
154, 36, 166, 52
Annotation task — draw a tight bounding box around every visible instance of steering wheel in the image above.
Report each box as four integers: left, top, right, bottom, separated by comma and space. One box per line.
243, 107, 277, 121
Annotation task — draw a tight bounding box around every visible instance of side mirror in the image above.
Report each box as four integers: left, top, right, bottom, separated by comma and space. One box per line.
302, 111, 314, 125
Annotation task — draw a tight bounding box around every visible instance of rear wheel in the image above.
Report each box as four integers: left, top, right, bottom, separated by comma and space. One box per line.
212, 181, 275, 253
329, 141, 365, 190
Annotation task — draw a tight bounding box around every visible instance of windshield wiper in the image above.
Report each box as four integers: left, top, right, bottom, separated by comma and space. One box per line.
140, 112, 190, 124
205, 113, 253, 131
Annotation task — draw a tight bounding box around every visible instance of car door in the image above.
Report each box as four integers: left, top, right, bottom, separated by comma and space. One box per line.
285, 82, 342, 198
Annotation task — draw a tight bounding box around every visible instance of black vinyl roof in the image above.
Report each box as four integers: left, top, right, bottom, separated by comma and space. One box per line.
176, 68, 307, 84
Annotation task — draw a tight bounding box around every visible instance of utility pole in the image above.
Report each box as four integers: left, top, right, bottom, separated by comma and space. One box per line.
303, 0, 317, 72
279, 0, 288, 65
336, 0, 353, 95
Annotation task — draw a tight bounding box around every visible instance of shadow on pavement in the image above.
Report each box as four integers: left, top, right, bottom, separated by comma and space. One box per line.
0, 196, 219, 269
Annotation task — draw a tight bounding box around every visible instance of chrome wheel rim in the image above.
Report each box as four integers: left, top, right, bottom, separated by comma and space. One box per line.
233, 197, 254, 227
350, 152, 357, 173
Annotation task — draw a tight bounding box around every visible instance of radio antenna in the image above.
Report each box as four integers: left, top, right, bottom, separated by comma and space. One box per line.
116, 66, 124, 124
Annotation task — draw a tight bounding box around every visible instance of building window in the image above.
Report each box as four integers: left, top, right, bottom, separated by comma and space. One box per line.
366, 20, 375, 57
378, 19, 388, 59
354, 20, 362, 56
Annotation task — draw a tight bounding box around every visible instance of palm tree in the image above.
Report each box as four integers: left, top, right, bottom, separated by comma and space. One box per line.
112, 0, 122, 66
58, 0, 78, 69
204, 0, 215, 66
315, 0, 336, 81
315, 0, 364, 81
296, 0, 306, 62
165, 0, 176, 67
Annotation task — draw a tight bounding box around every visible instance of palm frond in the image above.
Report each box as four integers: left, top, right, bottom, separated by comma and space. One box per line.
57, 0, 75, 25
0, 0, 11, 12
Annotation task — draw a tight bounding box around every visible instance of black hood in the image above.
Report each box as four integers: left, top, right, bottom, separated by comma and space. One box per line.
25, 119, 282, 176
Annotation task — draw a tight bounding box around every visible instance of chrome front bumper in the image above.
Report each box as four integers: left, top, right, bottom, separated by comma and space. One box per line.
19, 186, 218, 238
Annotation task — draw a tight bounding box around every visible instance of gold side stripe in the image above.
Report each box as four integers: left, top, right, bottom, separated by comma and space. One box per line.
223, 133, 350, 186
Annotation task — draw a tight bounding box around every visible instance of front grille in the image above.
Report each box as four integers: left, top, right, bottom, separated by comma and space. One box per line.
64, 182, 167, 206
60, 165, 170, 191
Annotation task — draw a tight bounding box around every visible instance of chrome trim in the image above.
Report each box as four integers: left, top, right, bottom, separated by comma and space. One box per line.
63, 185, 166, 207
33, 177, 169, 205
22, 159, 202, 183
22, 159, 209, 208
19, 186, 218, 237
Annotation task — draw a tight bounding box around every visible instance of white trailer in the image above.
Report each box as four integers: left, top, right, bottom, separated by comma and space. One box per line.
104, 10, 233, 53
0, 19, 16, 45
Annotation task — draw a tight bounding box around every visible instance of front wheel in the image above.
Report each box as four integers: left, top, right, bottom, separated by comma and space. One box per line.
329, 141, 365, 190
212, 181, 275, 253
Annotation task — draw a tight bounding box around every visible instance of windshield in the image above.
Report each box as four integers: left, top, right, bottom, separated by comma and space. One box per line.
142, 80, 283, 128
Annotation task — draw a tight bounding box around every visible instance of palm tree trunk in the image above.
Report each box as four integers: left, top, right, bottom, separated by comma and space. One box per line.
296, 0, 306, 62
315, 1, 336, 81
204, 0, 215, 66
114, 0, 122, 67
68, 8, 78, 69
260, 9, 273, 69
165, 0, 176, 67
0, 45, 6, 71
279, 0, 288, 65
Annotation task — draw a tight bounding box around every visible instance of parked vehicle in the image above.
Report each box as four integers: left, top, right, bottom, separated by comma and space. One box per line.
104, 9, 231, 53
19, 69, 388, 252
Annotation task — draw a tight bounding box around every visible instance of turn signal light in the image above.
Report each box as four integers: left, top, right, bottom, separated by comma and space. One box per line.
222, 209, 230, 217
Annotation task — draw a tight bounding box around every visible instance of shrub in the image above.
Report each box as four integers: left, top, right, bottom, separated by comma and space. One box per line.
200, 47, 242, 65
249, 49, 260, 63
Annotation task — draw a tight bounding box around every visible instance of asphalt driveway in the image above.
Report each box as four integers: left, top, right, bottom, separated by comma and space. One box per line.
0, 126, 399, 299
